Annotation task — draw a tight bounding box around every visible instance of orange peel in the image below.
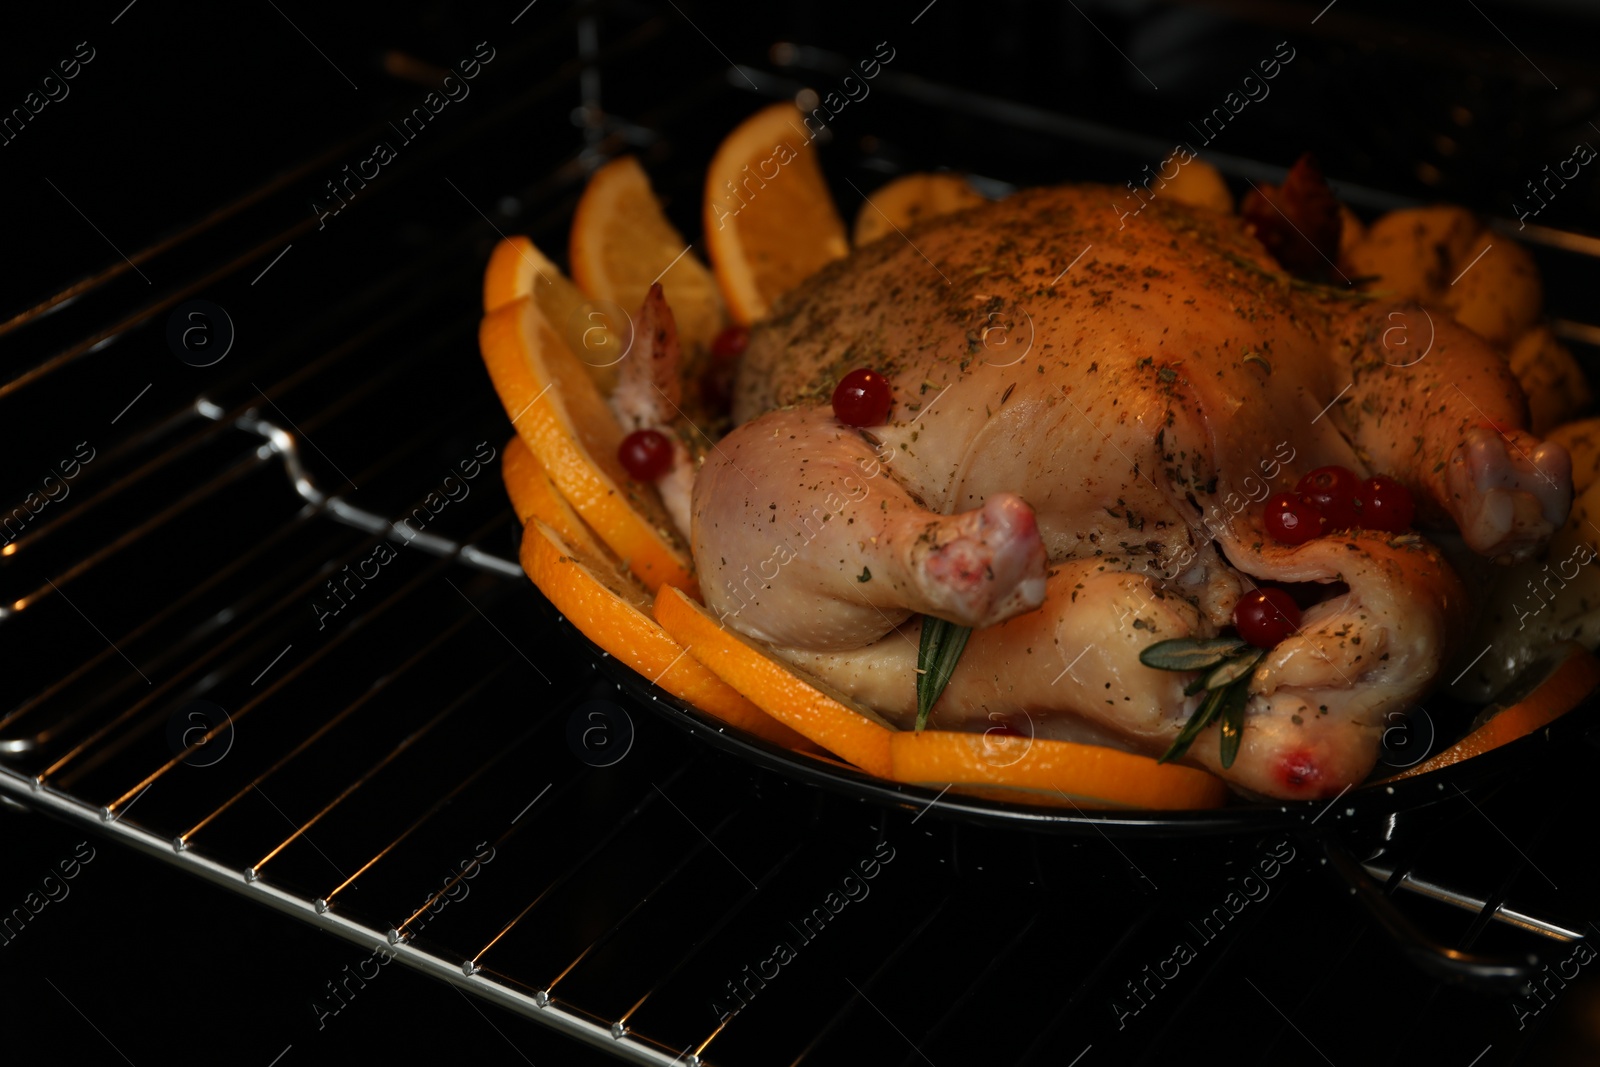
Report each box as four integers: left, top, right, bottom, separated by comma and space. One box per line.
479, 295, 694, 595
889, 731, 1228, 810
654, 584, 894, 776
1389, 643, 1600, 780
484, 235, 621, 395
570, 155, 724, 354
522, 520, 807, 749
703, 103, 849, 323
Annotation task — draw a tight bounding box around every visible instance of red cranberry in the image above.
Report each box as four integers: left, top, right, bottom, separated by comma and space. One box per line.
711, 325, 749, 362
703, 326, 751, 412
1233, 588, 1302, 648
1360, 475, 1414, 532
1295, 465, 1362, 531
832, 368, 893, 427
1263, 490, 1326, 545
618, 428, 674, 481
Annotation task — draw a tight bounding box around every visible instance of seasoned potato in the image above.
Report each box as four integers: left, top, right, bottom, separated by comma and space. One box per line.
1342, 206, 1542, 347
1163, 158, 1233, 214
1510, 327, 1592, 435
1547, 417, 1600, 494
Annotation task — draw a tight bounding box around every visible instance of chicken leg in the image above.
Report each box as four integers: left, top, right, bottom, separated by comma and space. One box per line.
693, 406, 1047, 650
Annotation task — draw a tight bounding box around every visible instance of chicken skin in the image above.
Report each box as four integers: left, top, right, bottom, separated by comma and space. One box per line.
691, 187, 1570, 799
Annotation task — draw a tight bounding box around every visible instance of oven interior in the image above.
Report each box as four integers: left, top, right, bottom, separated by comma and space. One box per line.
3, 1, 1600, 1064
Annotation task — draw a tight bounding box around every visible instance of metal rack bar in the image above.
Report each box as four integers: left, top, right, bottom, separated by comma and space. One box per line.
539, 816, 731, 998
244, 689, 475, 880
45, 509, 515, 792
0, 506, 309, 741
0, 405, 491, 750
316, 674, 545, 909
1363, 863, 1584, 942
176, 609, 491, 848
464, 777, 694, 972
616, 839, 810, 1047
389, 762, 601, 941
0, 764, 692, 1067
0, 14, 661, 405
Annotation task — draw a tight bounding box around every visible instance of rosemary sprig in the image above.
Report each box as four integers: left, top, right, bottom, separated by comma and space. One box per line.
1141, 636, 1263, 768
1163, 678, 1231, 763
916, 615, 973, 731
1217, 679, 1250, 768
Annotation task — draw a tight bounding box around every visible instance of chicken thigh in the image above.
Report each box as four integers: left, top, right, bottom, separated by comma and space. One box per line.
692, 187, 1570, 799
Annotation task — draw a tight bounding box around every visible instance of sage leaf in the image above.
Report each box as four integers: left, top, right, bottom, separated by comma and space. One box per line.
1139, 635, 1249, 673
1203, 648, 1265, 691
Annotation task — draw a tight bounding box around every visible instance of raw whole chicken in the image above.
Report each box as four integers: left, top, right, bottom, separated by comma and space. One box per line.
686, 185, 1573, 801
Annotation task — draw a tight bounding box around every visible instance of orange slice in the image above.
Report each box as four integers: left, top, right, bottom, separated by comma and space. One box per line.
1389, 643, 1600, 780
479, 295, 694, 595
889, 731, 1228, 810
484, 235, 622, 395
852, 172, 986, 246
484, 235, 550, 313
703, 103, 849, 324
569, 156, 725, 355
942, 784, 1084, 808
500, 434, 607, 559
522, 520, 809, 750
654, 585, 894, 776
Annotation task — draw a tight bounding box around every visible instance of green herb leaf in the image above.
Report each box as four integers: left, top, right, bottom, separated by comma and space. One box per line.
916, 616, 973, 731
1145, 636, 1264, 766
857, 566, 872, 582
1217, 676, 1251, 768
1160, 683, 1228, 764
1202, 648, 1265, 691
1138, 636, 1249, 673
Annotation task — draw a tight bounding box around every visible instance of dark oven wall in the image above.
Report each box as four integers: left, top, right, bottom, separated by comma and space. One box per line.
3, 2, 1600, 1066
